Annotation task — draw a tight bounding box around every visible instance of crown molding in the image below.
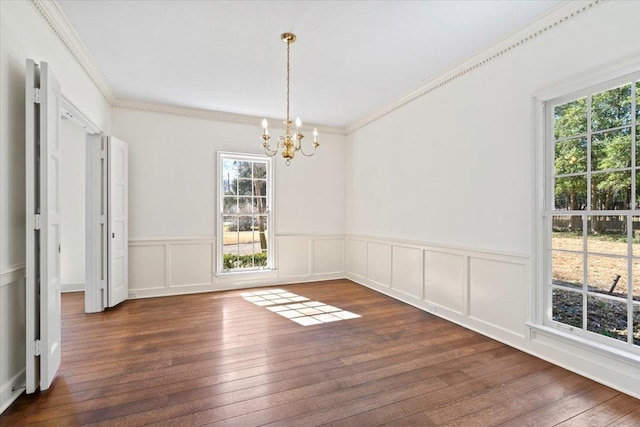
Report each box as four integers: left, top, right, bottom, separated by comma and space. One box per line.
31, 0, 116, 104
345, 0, 602, 135
112, 99, 347, 135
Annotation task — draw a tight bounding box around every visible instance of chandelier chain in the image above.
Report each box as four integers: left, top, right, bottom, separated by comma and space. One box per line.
286, 40, 290, 126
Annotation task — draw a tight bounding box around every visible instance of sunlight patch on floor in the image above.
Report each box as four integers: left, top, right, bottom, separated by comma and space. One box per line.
241, 289, 361, 326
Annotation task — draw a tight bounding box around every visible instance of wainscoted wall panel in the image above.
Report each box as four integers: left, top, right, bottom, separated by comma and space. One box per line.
424, 250, 465, 314
0, 266, 26, 414
346, 238, 367, 280
170, 242, 214, 287
312, 238, 344, 276
391, 246, 423, 300
367, 241, 391, 288
276, 236, 309, 279
129, 244, 166, 291
469, 257, 527, 338
127, 235, 344, 299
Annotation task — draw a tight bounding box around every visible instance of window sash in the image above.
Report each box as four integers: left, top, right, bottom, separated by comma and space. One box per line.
217, 152, 273, 274
543, 72, 640, 353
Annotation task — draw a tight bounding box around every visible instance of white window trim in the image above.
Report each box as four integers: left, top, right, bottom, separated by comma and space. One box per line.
531, 58, 640, 362
216, 151, 275, 277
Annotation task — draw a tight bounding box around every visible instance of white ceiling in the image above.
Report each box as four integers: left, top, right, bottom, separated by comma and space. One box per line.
56, 0, 561, 129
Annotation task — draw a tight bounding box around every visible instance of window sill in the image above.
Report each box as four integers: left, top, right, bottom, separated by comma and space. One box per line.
215, 269, 277, 283
527, 323, 640, 367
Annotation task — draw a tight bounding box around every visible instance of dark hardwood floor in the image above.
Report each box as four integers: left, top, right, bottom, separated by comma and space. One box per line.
2, 279, 639, 426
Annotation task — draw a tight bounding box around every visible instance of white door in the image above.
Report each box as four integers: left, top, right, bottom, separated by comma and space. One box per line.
107, 137, 128, 307
25, 59, 62, 393
85, 135, 108, 313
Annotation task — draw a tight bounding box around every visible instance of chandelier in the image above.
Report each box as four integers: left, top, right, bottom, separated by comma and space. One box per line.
261, 33, 319, 166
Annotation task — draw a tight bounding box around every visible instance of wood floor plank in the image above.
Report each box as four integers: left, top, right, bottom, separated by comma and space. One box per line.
1, 279, 638, 427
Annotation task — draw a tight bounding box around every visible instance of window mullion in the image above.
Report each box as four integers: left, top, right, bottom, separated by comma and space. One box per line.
583, 94, 592, 333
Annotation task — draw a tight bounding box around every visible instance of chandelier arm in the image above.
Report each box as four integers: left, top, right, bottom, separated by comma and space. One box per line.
298, 142, 318, 157
262, 139, 278, 157
263, 146, 278, 157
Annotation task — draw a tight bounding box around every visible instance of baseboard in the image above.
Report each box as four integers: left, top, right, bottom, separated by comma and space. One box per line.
61, 282, 84, 293
0, 369, 25, 415
128, 273, 347, 299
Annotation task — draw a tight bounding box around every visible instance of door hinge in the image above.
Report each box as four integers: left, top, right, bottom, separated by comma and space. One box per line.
34, 88, 41, 104
34, 339, 41, 357
99, 150, 106, 159
34, 214, 41, 230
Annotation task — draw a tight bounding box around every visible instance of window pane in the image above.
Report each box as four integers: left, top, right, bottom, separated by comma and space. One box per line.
237, 161, 252, 178
637, 125, 640, 166
238, 197, 252, 213
554, 176, 586, 210
636, 81, 639, 121
552, 288, 583, 328
552, 250, 583, 289
586, 295, 627, 343
253, 197, 267, 214
634, 304, 639, 346
631, 261, 640, 302
253, 162, 267, 179
587, 216, 627, 256
552, 215, 583, 250
253, 180, 267, 197
554, 98, 587, 140
587, 254, 627, 294
223, 196, 237, 214
633, 216, 640, 257
591, 83, 632, 132
591, 129, 631, 172
591, 171, 631, 210
555, 137, 587, 175
223, 160, 238, 195
222, 215, 239, 271
238, 179, 253, 195
238, 215, 252, 232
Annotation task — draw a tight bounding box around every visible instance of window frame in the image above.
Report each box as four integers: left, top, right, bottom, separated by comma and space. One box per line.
532, 66, 640, 360
216, 151, 274, 277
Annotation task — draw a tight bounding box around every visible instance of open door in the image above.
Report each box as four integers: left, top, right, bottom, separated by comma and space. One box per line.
86, 136, 128, 311
107, 137, 128, 307
25, 59, 62, 392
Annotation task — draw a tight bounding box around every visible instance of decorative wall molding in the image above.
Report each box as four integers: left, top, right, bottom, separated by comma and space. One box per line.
0, 264, 26, 288
345, 233, 640, 400
345, 0, 602, 134
31, 0, 115, 104
33, 0, 601, 136
128, 235, 345, 299
0, 369, 25, 415
112, 100, 346, 136
0, 266, 27, 414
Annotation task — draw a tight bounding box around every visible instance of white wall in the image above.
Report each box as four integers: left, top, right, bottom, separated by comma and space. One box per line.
346, 1, 640, 399
0, 0, 110, 413
111, 107, 346, 297
60, 118, 86, 291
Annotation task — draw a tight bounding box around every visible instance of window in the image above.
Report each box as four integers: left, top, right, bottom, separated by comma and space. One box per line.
218, 152, 273, 274
544, 72, 640, 353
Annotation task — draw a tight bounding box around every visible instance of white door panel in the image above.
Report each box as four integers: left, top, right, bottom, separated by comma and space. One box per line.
26, 59, 62, 393
108, 137, 128, 307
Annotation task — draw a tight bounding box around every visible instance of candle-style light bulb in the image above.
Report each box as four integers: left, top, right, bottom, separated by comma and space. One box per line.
295, 117, 302, 129
261, 118, 268, 129
313, 128, 318, 142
